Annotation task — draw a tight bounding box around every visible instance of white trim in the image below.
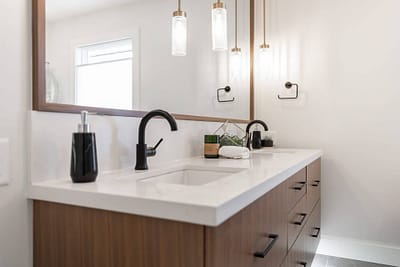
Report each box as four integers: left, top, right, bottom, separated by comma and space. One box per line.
317, 235, 400, 266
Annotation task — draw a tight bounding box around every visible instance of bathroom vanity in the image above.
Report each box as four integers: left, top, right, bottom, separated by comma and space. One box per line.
30, 149, 322, 267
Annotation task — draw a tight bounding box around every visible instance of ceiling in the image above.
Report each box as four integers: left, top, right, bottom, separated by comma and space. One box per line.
46, 0, 144, 21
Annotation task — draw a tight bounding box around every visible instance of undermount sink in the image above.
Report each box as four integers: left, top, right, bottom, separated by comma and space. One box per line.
137, 166, 246, 186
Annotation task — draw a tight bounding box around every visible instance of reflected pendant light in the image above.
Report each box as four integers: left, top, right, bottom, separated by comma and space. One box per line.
260, 0, 270, 53
172, 0, 187, 56
231, 0, 242, 76
212, 0, 228, 51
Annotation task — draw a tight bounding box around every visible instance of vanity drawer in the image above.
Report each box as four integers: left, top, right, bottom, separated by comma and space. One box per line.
288, 194, 308, 250
287, 168, 307, 212
205, 181, 288, 267
281, 231, 306, 267
306, 159, 321, 214
304, 201, 321, 265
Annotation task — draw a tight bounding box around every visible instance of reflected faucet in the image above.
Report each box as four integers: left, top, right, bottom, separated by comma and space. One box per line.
135, 110, 178, 170
246, 120, 269, 150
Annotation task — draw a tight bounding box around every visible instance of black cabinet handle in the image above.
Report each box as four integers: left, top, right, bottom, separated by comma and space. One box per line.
311, 180, 321, 187
254, 234, 279, 258
298, 261, 307, 267
293, 181, 306, 191
311, 227, 321, 238
293, 213, 307, 226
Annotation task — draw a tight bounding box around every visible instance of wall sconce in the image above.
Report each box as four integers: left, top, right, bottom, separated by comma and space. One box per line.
230, 0, 242, 78
278, 82, 299, 100
172, 0, 187, 56
212, 0, 228, 51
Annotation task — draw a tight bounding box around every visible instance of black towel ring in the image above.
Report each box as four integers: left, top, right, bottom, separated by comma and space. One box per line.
217, 86, 235, 103
278, 82, 299, 100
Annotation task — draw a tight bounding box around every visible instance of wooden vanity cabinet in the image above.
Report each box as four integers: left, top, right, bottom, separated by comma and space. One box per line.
34, 158, 321, 267
205, 180, 288, 267
282, 159, 322, 267
34, 201, 205, 267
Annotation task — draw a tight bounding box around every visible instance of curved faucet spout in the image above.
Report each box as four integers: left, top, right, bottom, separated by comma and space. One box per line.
135, 110, 178, 170
246, 120, 268, 133
138, 109, 178, 145
245, 120, 269, 150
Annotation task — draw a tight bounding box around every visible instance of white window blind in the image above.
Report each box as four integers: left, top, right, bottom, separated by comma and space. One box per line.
75, 38, 133, 110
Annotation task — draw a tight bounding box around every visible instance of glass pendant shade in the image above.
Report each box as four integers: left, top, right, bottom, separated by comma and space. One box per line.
260, 43, 270, 54
212, 2, 228, 51
172, 12, 187, 56
230, 48, 242, 78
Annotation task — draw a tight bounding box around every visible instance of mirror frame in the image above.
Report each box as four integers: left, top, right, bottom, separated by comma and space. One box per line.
32, 0, 255, 123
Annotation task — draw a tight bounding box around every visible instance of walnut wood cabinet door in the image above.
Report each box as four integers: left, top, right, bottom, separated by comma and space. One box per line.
304, 201, 321, 265
34, 201, 204, 267
287, 168, 307, 212
205, 181, 288, 267
282, 232, 306, 267
306, 159, 321, 214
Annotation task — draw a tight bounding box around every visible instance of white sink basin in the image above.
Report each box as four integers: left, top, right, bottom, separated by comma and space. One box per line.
137, 166, 246, 186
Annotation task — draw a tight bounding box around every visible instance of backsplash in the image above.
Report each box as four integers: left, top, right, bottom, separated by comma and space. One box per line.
29, 111, 243, 182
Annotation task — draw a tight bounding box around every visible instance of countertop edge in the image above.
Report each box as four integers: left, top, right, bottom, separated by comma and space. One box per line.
28, 149, 323, 227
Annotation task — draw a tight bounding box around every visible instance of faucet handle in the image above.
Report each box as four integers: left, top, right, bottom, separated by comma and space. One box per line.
153, 138, 164, 150
146, 138, 164, 157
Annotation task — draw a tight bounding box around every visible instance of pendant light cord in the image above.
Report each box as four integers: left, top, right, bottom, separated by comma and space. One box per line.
263, 0, 266, 44
235, 0, 238, 48
178, 0, 181, 11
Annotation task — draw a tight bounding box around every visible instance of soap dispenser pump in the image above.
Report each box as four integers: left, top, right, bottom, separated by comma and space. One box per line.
70, 111, 98, 183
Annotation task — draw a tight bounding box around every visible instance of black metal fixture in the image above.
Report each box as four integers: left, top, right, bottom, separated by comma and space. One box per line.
311, 227, 321, 238
278, 81, 299, 100
293, 213, 307, 226
253, 234, 279, 258
217, 86, 235, 103
135, 110, 178, 170
245, 120, 269, 150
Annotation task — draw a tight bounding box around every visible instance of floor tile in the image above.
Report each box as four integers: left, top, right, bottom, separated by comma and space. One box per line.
311, 255, 396, 267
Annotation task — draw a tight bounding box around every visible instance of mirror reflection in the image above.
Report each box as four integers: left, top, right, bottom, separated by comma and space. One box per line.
45, 0, 250, 119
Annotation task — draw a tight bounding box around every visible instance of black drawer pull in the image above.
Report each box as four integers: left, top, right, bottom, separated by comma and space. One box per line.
298, 261, 307, 267
293, 181, 306, 191
293, 213, 307, 226
254, 234, 279, 258
311, 180, 321, 187
311, 227, 321, 238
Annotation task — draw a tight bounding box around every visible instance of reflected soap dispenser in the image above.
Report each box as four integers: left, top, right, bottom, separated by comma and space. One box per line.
70, 111, 98, 183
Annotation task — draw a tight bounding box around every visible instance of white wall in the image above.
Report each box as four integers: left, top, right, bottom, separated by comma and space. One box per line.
30, 112, 241, 183
255, 0, 400, 265
46, 0, 251, 120
0, 0, 31, 267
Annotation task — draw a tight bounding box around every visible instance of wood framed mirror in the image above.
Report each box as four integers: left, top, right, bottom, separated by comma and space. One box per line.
32, 0, 255, 123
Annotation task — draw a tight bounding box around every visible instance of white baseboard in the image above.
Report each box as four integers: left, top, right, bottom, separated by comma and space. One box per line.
317, 235, 400, 266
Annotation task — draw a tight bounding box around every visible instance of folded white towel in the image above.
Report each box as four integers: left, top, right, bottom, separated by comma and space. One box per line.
219, 146, 250, 159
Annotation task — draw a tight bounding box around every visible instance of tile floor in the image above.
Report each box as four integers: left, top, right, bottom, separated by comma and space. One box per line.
311, 254, 396, 267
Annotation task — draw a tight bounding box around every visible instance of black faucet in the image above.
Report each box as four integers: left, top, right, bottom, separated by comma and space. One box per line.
135, 110, 178, 170
246, 120, 269, 150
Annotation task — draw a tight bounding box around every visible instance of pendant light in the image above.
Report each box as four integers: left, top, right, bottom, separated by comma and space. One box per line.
260, 0, 270, 53
212, 0, 228, 51
230, 0, 241, 77
172, 0, 187, 56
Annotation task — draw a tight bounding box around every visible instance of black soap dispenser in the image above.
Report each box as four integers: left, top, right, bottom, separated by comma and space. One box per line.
70, 111, 98, 183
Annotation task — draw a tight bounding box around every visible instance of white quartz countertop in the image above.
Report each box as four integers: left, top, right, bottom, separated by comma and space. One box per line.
28, 148, 322, 226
